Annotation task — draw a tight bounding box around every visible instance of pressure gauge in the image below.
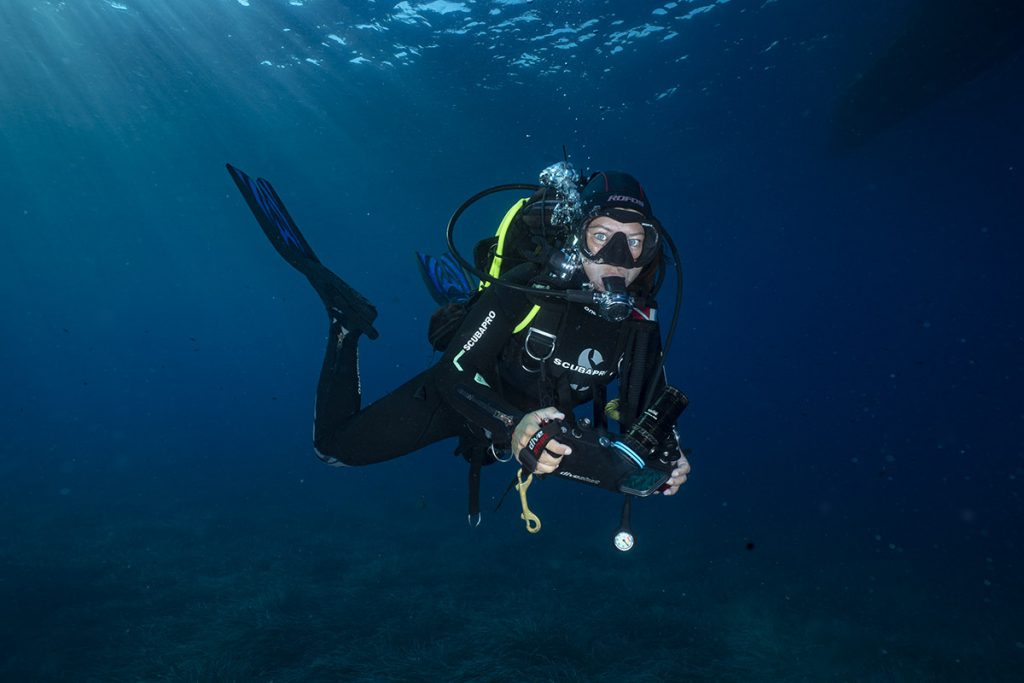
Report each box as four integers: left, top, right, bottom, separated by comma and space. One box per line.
613, 530, 634, 552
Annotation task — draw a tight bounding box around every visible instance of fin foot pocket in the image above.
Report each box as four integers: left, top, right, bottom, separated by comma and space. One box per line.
306, 261, 379, 340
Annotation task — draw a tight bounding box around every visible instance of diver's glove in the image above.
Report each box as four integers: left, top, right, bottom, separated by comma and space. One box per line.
517, 418, 566, 474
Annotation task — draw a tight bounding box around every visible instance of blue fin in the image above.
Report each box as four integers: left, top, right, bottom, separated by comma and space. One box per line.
226, 163, 321, 268
416, 251, 475, 306
227, 163, 379, 339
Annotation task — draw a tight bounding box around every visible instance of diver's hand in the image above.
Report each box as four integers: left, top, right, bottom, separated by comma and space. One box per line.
512, 407, 573, 474
657, 449, 691, 496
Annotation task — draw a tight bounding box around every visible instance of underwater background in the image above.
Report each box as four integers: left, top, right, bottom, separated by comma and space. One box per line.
2, 0, 1022, 680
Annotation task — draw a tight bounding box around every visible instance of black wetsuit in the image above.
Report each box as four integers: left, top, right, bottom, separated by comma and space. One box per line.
312, 266, 664, 466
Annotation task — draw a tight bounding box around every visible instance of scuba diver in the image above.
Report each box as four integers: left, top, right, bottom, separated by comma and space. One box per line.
226, 161, 691, 544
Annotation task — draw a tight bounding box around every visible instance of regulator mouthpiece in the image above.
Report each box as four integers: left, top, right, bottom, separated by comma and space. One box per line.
596, 276, 632, 322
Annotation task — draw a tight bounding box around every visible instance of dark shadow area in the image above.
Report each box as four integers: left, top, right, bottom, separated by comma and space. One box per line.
831, 0, 1024, 152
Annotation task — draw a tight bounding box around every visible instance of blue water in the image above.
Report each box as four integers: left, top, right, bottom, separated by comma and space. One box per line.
2, 0, 1022, 680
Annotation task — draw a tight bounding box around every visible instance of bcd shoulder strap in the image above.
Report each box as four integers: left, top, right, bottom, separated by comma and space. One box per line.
617, 306, 660, 426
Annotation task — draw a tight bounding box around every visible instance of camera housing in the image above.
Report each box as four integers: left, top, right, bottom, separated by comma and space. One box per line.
519, 386, 688, 496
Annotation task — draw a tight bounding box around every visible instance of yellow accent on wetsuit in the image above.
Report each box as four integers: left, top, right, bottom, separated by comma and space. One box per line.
513, 305, 541, 334
481, 198, 529, 289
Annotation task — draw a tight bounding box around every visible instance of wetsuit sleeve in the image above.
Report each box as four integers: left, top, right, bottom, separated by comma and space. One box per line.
433, 283, 535, 442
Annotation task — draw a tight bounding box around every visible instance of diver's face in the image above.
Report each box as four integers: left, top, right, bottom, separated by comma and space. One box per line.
581, 216, 645, 291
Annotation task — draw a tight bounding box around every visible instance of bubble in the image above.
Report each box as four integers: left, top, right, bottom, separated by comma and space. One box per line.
538, 161, 583, 228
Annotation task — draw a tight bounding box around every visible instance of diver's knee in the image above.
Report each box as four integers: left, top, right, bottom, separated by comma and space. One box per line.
314, 450, 349, 467
312, 440, 363, 467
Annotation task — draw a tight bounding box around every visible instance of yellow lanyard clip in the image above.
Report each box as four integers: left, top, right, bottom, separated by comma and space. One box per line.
516, 469, 542, 533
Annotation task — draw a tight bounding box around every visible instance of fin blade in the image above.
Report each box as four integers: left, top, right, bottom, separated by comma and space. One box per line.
416, 251, 474, 306
227, 163, 379, 340
226, 163, 321, 270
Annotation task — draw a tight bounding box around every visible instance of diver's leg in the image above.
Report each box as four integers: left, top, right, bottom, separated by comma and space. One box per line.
227, 165, 433, 461
312, 315, 362, 463
313, 333, 461, 465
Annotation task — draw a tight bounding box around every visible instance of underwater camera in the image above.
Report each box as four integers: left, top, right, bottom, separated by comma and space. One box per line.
519, 386, 689, 496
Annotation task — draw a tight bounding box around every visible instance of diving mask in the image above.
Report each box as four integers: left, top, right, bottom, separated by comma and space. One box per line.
578, 209, 661, 270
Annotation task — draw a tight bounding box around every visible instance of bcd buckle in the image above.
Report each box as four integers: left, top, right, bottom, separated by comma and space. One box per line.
522, 327, 557, 372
